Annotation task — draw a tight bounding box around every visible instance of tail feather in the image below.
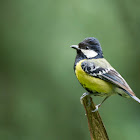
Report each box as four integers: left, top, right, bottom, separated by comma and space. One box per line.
131, 96, 140, 103
122, 89, 140, 103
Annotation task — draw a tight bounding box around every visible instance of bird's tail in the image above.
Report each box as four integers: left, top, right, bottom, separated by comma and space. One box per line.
122, 89, 140, 103
131, 96, 140, 103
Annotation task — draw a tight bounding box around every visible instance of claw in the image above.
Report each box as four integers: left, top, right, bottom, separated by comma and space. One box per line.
92, 104, 101, 112
80, 92, 90, 104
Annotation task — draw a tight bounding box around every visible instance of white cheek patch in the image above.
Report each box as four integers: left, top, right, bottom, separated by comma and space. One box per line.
81, 49, 98, 58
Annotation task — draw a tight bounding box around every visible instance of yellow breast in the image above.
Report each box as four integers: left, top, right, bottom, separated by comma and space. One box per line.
75, 60, 113, 95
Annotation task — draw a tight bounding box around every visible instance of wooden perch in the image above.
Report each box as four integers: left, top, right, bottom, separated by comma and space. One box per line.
81, 93, 109, 140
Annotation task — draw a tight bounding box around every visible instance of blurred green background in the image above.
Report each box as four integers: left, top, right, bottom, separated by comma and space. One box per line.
1, 0, 140, 140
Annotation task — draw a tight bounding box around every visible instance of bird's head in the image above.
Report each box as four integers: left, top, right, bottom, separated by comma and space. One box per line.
71, 37, 103, 59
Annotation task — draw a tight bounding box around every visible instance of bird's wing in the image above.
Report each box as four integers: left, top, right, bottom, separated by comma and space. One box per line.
81, 59, 135, 97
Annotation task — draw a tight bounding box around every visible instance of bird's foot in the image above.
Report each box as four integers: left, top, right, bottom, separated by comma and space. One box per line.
92, 104, 101, 112
80, 92, 90, 104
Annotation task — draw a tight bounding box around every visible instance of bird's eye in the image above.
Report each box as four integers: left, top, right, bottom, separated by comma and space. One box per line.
85, 46, 89, 50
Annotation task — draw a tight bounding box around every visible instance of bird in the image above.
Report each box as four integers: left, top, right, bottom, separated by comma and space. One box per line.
70, 37, 140, 112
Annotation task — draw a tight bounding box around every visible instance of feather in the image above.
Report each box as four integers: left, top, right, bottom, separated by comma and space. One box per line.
81, 59, 140, 101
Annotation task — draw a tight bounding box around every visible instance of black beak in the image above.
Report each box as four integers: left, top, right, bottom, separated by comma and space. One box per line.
70, 45, 80, 50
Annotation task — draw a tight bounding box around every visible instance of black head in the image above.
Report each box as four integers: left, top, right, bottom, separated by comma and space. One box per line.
71, 37, 103, 59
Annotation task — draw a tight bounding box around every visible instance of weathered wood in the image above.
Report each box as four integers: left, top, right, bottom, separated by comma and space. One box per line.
81, 94, 109, 140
